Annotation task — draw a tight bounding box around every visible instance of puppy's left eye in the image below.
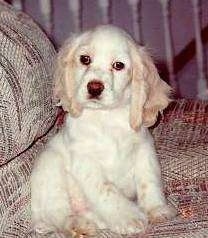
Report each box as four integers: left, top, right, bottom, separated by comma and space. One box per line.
112, 62, 125, 71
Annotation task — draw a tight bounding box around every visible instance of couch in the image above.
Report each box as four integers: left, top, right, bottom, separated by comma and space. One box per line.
0, 1, 207, 237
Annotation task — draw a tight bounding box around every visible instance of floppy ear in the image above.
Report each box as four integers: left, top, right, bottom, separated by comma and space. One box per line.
54, 34, 85, 117
129, 43, 172, 131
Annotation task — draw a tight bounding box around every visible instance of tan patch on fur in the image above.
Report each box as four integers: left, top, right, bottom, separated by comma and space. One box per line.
141, 183, 148, 191
103, 181, 116, 196
69, 216, 97, 238
139, 183, 148, 201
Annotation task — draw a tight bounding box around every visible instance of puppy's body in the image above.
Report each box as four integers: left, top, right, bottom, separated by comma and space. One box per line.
31, 106, 170, 235
31, 25, 176, 236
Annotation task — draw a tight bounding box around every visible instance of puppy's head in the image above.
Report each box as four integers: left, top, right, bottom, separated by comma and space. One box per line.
54, 25, 132, 115
54, 25, 171, 129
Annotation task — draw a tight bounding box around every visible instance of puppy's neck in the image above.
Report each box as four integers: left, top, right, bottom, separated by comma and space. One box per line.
65, 103, 130, 130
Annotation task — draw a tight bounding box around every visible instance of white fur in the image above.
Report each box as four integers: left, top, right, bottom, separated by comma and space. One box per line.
31, 25, 176, 236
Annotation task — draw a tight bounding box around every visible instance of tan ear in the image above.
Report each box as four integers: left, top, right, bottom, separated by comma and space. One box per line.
129, 43, 172, 131
54, 34, 85, 117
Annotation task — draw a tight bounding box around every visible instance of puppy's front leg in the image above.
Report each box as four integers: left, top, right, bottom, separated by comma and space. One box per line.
31, 146, 99, 237
135, 130, 177, 224
76, 159, 147, 235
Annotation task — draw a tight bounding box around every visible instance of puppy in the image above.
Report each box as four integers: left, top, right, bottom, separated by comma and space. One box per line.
31, 25, 177, 237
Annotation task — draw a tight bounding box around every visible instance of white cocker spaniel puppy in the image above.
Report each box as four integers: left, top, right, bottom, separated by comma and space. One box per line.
31, 25, 177, 237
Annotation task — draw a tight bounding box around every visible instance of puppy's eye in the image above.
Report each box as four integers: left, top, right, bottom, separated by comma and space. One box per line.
80, 55, 91, 65
112, 61, 125, 71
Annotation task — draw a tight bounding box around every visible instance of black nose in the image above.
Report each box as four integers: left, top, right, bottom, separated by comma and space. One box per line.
87, 80, 104, 98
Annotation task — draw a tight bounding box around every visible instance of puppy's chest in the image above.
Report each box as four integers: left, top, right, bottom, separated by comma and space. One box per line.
68, 109, 139, 171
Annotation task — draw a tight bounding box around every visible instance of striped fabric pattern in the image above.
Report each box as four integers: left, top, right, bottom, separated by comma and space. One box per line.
148, 100, 208, 237
0, 1, 57, 237
0, 0, 57, 165
0, 130, 55, 238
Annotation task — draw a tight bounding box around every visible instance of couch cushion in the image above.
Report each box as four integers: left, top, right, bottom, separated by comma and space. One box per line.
146, 99, 208, 237
0, 1, 57, 164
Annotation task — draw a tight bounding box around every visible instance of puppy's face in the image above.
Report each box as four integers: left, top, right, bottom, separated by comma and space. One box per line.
55, 25, 171, 130
73, 28, 131, 109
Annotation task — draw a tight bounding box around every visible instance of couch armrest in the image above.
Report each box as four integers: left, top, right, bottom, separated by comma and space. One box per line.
0, 1, 57, 164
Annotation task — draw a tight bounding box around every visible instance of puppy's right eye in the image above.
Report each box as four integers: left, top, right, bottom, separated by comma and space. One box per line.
80, 55, 91, 65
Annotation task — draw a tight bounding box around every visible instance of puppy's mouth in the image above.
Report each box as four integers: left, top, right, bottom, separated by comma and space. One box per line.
83, 94, 106, 109
88, 94, 102, 101
87, 96, 103, 106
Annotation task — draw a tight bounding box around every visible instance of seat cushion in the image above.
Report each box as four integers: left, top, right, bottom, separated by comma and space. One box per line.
147, 99, 208, 237
0, 0, 57, 165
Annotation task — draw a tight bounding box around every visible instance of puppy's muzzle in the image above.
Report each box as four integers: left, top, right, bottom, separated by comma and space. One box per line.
87, 80, 104, 99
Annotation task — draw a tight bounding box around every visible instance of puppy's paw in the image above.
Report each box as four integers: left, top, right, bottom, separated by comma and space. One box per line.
69, 216, 96, 237
69, 212, 106, 237
107, 206, 148, 235
33, 222, 53, 235
148, 204, 177, 224
83, 211, 107, 230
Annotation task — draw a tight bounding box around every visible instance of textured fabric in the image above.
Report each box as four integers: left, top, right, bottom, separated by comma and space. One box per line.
147, 99, 208, 237
0, 130, 54, 238
0, 0, 57, 164
0, 1, 57, 237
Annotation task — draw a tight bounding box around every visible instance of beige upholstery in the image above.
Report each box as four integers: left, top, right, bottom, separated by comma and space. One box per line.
0, 1, 57, 237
